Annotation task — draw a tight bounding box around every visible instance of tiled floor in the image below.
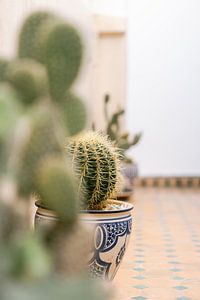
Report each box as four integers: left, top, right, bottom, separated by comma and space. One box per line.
113, 188, 200, 300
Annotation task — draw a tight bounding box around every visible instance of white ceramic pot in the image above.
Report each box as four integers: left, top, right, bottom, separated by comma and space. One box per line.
35, 200, 133, 281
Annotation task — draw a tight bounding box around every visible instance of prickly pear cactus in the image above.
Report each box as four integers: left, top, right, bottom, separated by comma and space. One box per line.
66, 132, 121, 210
57, 92, 87, 136
18, 11, 84, 104
6, 59, 48, 105
16, 108, 63, 197
36, 157, 78, 226
18, 12, 57, 61
0, 84, 23, 174
0, 58, 9, 81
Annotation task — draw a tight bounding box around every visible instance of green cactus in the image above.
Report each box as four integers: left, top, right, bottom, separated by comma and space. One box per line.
0, 58, 9, 81
42, 21, 83, 102
66, 132, 121, 210
19, 12, 83, 103
36, 158, 78, 227
0, 84, 23, 174
102, 94, 142, 163
6, 59, 48, 106
16, 107, 64, 197
18, 11, 57, 61
57, 92, 87, 136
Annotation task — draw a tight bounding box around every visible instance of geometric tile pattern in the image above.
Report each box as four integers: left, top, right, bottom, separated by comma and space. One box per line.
134, 177, 200, 187
113, 188, 200, 300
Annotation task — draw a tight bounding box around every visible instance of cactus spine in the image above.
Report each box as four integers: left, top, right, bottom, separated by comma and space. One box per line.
66, 132, 121, 210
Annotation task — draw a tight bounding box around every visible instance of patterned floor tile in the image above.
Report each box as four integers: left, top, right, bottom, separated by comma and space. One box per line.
176, 297, 191, 300
133, 275, 146, 280
173, 285, 188, 290
131, 297, 147, 300
113, 188, 200, 300
133, 285, 148, 290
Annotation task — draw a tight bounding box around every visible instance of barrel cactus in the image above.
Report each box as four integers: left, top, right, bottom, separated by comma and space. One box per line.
66, 132, 122, 210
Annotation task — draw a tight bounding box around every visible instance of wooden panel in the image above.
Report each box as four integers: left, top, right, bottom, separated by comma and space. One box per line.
91, 15, 127, 130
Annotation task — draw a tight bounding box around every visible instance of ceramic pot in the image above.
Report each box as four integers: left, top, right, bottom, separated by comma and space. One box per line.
35, 200, 133, 281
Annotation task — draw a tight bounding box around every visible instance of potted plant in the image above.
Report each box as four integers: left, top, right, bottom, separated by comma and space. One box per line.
35, 131, 133, 280
93, 94, 142, 200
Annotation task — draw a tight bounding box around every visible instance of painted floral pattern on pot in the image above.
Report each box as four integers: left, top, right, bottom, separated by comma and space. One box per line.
85, 215, 132, 280
35, 200, 133, 281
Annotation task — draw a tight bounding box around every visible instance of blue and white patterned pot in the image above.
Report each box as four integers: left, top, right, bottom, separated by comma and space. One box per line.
35, 200, 133, 281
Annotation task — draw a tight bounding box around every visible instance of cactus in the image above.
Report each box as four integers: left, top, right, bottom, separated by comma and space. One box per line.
16, 107, 64, 197
6, 59, 48, 106
41, 21, 83, 102
18, 12, 83, 103
18, 12, 57, 61
36, 158, 78, 227
0, 58, 9, 81
0, 84, 23, 174
101, 94, 142, 163
0, 84, 22, 138
66, 132, 121, 210
57, 92, 87, 136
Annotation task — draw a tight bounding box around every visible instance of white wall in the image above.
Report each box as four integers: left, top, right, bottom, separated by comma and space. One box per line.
127, 0, 200, 176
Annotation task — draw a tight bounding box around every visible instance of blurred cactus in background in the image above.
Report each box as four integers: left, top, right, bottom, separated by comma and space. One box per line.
96, 94, 142, 164
66, 131, 121, 210
0, 10, 109, 300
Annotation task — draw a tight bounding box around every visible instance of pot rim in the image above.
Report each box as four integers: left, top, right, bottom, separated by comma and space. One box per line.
35, 199, 133, 214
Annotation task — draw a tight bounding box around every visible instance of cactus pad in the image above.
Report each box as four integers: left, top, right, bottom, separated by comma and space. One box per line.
17, 109, 63, 197
6, 59, 48, 105
40, 21, 83, 101
0, 58, 9, 81
57, 92, 87, 136
18, 11, 56, 60
36, 158, 78, 226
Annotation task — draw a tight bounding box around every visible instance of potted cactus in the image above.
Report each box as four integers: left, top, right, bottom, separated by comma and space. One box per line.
93, 94, 142, 199
35, 131, 133, 280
